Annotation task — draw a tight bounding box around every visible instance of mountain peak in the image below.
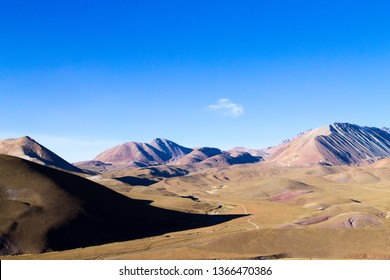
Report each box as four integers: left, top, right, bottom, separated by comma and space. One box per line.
92, 139, 262, 170
151, 137, 168, 143
17, 136, 43, 148
382, 127, 390, 134
94, 138, 192, 165
20, 135, 34, 141
330, 122, 361, 131
0, 136, 82, 173
269, 123, 390, 166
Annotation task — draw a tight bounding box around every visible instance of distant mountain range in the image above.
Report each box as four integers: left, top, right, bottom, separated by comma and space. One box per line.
2, 123, 390, 257
94, 138, 192, 165
88, 138, 263, 171
1, 123, 390, 174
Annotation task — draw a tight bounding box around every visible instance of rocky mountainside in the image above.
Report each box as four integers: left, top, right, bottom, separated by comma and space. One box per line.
89, 139, 262, 171
382, 127, 390, 134
269, 123, 390, 166
172, 147, 262, 168
171, 147, 222, 165
93, 138, 192, 165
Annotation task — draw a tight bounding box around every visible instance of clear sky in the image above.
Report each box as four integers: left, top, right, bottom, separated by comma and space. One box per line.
1, 1, 390, 162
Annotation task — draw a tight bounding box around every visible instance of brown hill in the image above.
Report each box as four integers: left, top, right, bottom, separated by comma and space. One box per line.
88, 140, 263, 172
196, 151, 263, 168
170, 147, 262, 168
0, 154, 242, 256
72, 160, 113, 174
268, 123, 390, 166
171, 147, 222, 165
368, 158, 390, 168
93, 138, 192, 165
0, 136, 82, 173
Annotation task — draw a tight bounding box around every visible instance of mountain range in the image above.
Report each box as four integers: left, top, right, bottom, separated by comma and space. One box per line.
1, 122, 390, 175
2, 122, 390, 259
77, 138, 263, 172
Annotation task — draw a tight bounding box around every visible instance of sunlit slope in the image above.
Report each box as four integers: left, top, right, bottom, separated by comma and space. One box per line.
0, 136, 82, 173
269, 123, 390, 166
152, 162, 390, 230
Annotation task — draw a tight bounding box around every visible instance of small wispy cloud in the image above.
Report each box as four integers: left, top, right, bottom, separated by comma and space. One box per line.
208, 98, 244, 117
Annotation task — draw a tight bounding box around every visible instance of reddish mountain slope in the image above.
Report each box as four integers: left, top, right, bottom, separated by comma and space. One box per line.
93, 138, 192, 165
269, 123, 390, 166
92, 139, 262, 170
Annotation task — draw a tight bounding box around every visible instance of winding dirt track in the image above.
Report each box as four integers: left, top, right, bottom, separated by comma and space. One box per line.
237, 204, 259, 230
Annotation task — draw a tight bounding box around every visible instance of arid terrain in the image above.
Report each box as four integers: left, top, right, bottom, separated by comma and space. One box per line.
1, 123, 390, 259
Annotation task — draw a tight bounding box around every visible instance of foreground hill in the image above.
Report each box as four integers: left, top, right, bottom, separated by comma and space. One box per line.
5, 159, 390, 260
0, 136, 82, 173
268, 123, 390, 166
0, 154, 241, 256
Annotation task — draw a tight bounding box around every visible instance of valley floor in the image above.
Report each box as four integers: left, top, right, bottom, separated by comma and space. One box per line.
3, 162, 390, 260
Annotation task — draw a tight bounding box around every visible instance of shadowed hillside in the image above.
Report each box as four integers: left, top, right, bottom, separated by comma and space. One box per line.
0, 154, 243, 256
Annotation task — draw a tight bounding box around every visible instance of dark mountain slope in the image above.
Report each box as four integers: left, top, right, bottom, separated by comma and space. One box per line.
0, 154, 243, 256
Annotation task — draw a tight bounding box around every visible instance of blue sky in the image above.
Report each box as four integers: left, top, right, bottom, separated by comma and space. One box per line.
1, 1, 390, 162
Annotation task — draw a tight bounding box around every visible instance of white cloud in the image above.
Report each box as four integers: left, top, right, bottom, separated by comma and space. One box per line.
208, 98, 244, 117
